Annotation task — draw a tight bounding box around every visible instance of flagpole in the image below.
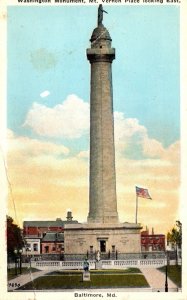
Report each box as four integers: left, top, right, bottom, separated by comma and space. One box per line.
135, 194, 138, 224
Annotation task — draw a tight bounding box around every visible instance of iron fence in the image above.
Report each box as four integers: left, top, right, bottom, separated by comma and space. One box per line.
8, 251, 180, 262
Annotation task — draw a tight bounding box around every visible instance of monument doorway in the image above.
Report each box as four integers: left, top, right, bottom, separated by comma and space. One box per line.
100, 240, 106, 253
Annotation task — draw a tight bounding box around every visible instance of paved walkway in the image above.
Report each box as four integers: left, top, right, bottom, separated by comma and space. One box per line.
140, 268, 178, 292
8, 270, 50, 291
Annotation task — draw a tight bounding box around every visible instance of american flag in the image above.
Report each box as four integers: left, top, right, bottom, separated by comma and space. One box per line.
136, 186, 152, 199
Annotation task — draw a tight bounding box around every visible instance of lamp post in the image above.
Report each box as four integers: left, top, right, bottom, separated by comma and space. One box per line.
165, 248, 168, 292
14, 248, 23, 275
19, 249, 23, 274
14, 249, 18, 276
116, 250, 118, 260
26, 246, 32, 268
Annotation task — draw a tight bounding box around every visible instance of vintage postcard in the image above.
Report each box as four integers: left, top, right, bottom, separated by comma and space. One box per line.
0, 1, 187, 300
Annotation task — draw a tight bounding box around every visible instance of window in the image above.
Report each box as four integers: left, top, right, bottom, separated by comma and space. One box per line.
33, 243, 38, 251
52, 246, 56, 251
90, 246, 93, 253
26, 243, 31, 252
45, 246, 49, 253
112, 245, 115, 252
100, 240, 106, 253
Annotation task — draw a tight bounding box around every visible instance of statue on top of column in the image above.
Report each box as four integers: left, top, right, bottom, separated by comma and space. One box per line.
98, 4, 108, 26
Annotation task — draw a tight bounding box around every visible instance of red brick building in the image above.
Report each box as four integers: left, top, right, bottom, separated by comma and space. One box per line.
23, 218, 65, 237
23, 212, 78, 255
141, 228, 165, 252
41, 232, 64, 254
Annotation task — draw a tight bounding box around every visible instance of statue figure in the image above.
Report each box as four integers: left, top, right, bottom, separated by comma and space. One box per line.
83, 258, 89, 271
98, 4, 108, 26
96, 250, 100, 262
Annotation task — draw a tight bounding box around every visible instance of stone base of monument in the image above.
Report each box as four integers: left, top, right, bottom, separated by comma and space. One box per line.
82, 270, 91, 281
95, 261, 102, 270
64, 222, 142, 257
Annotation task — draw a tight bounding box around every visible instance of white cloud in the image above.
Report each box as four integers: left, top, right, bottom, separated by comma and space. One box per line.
77, 150, 89, 158
23, 95, 179, 163
40, 90, 50, 98
114, 112, 147, 140
7, 129, 70, 158
114, 112, 148, 155
113, 112, 178, 161
7, 128, 180, 234
23, 94, 89, 139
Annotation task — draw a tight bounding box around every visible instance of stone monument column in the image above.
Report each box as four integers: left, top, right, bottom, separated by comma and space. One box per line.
87, 6, 118, 224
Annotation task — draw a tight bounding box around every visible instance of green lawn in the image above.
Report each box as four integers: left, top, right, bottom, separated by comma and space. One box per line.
7, 267, 40, 281
158, 265, 181, 287
18, 269, 149, 290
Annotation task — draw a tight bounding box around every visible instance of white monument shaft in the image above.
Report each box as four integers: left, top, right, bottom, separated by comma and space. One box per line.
87, 20, 118, 224
64, 7, 142, 257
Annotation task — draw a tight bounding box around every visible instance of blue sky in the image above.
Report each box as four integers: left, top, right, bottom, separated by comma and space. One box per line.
7, 5, 180, 231
8, 5, 180, 149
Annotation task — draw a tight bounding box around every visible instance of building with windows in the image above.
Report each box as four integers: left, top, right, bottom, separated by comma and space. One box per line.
22, 212, 78, 257
141, 227, 165, 252
23, 238, 41, 256
23, 217, 75, 237
41, 232, 64, 254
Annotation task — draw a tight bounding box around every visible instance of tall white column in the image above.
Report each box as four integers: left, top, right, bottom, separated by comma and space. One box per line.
87, 23, 118, 224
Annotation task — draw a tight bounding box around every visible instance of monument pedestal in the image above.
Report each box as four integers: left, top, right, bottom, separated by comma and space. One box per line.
95, 261, 102, 270
82, 271, 91, 281
64, 222, 142, 259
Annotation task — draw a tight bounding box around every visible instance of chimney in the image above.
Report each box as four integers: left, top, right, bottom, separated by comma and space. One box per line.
66, 210, 73, 221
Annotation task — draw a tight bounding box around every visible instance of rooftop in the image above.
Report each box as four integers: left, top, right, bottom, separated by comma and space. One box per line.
42, 232, 64, 242
23, 218, 78, 228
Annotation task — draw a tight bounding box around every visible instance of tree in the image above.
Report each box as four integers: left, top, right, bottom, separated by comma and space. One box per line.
167, 221, 182, 265
176, 220, 182, 246
7, 215, 23, 259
